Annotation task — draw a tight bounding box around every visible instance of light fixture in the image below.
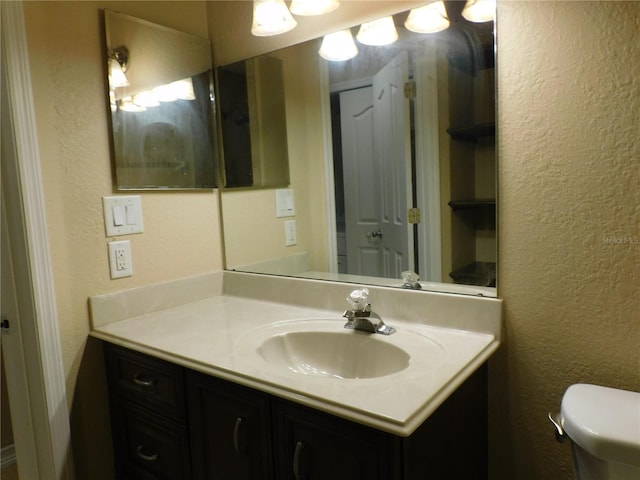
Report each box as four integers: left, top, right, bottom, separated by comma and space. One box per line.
132, 91, 160, 108
151, 78, 196, 103
461, 0, 496, 23
119, 96, 146, 113
108, 46, 129, 88
289, 0, 339, 16
319, 29, 358, 61
356, 16, 398, 46
152, 84, 178, 103
251, 0, 297, 37
404, 1, 450, 34
170, 78, 196, 101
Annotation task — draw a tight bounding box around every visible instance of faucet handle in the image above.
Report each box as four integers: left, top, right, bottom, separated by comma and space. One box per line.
346, 288, 370, 311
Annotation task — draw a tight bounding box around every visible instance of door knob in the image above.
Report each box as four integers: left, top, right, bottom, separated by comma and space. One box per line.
367, 229, 383, 239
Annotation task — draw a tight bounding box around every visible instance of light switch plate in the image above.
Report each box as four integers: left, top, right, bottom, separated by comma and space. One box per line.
276, 189, 295, 218
103, 195, 144, 236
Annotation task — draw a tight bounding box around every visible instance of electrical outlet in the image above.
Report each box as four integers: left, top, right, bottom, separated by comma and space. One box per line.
285, 219, 297, 246
108, 240, 133, 279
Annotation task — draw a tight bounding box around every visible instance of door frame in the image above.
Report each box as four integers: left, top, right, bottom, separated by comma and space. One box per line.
1, 2, 75, 479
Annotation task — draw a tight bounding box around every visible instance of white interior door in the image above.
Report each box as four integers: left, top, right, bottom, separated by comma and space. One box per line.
340, 86, 382, 276
373, 51, 413, 279
340, 52, 412, 278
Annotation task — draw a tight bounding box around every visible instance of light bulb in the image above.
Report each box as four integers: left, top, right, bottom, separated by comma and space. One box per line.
405, 1, 450, 34
356, 16, 398, 46
251, 0, 297, 36
319, 30, 358, 61
462, 0, 496, 23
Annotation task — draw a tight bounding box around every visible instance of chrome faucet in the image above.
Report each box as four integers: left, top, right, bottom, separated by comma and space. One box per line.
342, 289, 396, 335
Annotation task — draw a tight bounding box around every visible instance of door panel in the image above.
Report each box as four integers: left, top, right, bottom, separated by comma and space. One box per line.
340, 51, 413, 279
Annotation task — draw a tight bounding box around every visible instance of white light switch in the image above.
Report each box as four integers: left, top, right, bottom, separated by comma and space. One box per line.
112, 205, 125, 226
125, 204, 137, 225
276, 189, 295, 218
103, 196, 144, 236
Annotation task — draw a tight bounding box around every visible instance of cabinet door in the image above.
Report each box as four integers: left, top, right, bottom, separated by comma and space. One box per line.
110, 399, 192, 480
187, 371, 273, 480
273, 400, 400, 480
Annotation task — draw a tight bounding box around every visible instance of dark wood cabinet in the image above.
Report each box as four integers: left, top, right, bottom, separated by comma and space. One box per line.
273, 399, 400, 479
104, 342, 487, 480
104, 343, 191, 480
187, 371, 273, 480
110, 398, 192, 480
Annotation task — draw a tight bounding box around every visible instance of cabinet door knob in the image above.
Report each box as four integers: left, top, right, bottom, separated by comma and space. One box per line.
136, 444, 158, 462
293, 441, 306, 480
233, 417, 248, 456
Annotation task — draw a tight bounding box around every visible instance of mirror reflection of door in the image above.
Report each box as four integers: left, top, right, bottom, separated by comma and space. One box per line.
336, 52, 413, 279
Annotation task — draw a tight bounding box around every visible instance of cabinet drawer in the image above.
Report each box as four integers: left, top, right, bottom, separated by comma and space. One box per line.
104, 343, 186, 421
111, 399, 191, 480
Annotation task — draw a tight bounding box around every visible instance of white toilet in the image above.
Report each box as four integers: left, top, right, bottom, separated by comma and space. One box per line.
558, 383, 640, 480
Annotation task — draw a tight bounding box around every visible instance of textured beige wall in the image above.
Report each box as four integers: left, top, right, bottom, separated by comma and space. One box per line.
492, 1, 640, 478
22, 2, 222, 478
18, 1, 640, 479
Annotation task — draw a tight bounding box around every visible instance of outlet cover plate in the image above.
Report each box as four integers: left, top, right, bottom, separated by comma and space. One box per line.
108, 240, 133, 278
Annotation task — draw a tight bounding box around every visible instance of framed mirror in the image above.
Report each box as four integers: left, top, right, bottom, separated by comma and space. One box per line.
218, 1, 496, 296
104, 10, 217, 190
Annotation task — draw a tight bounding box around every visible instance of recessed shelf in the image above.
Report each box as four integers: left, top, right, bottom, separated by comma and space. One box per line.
448, 199, 495, 210
450, 262, 496, 287
446, 123, 495, 142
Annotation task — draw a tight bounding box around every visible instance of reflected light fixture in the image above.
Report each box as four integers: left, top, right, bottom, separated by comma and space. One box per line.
108, 46, 129, 88
289, 0, 339, 16
461, 0, 496, 23
356, 16, 398, 46
251, 0, 297, 36
319, 29, 358, 61
119, 96, 146, 113
151, 78, 196, 103
404, 1, 450, 34
132, 91, 160, 108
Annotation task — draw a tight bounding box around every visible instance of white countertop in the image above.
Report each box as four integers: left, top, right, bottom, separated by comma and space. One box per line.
90, 272, 501, 436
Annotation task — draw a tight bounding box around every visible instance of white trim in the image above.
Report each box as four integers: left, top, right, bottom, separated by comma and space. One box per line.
1, 2, 75, 479
319, 58, 338, 273
1, 445, 17, 469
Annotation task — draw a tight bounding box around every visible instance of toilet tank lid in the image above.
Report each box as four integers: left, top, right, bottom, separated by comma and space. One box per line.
561, 384, 640, 467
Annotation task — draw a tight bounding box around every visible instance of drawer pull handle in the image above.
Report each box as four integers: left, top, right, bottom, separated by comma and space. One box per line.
136, 444, 158, 462
132, 373, 154, 388
293, 441, 305, 480
233, 417, 247, 456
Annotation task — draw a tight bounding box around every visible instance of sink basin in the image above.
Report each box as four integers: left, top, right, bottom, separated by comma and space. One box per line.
257, 331, 410, 379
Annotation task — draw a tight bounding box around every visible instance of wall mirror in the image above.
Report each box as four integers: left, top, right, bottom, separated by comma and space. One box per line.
217, 56, 291, 188
104, 10, 217, 190
218, 1, 496, 296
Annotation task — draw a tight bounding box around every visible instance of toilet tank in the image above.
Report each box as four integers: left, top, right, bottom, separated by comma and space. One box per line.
561, 384, 640, 480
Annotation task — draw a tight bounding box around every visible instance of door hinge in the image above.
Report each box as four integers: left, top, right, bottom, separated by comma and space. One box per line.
1, 315, 9, 333
404, 81, 416, 99
408, 208, 421, 224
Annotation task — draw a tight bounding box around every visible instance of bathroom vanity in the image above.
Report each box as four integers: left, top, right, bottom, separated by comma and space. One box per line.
90, 271, 502, 479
